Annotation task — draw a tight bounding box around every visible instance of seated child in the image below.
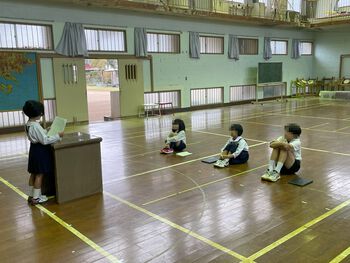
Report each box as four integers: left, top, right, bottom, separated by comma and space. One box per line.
214, 124, 249, 168
161, 119, 186, 154
261, 123, 302, 182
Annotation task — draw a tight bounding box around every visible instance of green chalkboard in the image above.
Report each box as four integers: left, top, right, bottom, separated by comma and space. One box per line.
258, 62, 283, 84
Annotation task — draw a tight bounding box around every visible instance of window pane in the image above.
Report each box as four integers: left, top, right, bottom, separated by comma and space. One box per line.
338, 0, 350, 7
85, 29, 99, 50
0, 23, 16, 48
271, 40, 287, 55
147, 33, 158, 52
287, 0, 301, 12
158, 34, 179, 53
200, 36, 223, 54
238, 38, 258, 55
85, 28, 126, 52
147, 33, 179, 53
0, 22, 52, 49
300, 42, 313, 55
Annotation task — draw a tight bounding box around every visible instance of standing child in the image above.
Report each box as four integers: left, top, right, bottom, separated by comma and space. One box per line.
261, 123, 302, 182
160, 119, 186, 154
214, 124, 249, 168
23, 100, 64, 205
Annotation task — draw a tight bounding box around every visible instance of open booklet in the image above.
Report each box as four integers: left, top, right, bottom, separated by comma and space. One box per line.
47, 116, 67, 137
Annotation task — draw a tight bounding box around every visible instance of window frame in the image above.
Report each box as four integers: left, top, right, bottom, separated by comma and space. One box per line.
270, 39, 288, 56
199, 35, 224, 55
299, 41, 313, 56
0, 21, 54, 51
146, 31, 181, 54
238, 37, 259, 55
84, 27, 127, 53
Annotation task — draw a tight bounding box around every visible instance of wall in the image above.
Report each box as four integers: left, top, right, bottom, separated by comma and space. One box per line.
313, 27, 350, 78
1, 0, 315, 108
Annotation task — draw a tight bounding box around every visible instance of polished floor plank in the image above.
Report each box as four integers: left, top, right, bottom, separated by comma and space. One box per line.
1, 98, 350, 262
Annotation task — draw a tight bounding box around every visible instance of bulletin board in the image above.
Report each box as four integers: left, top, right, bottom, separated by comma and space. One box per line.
0, 52, 40, 111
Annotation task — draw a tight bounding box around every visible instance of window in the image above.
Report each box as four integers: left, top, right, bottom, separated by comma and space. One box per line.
144, 91, 180, 108
200, 36, 224, 54
271, 40, 288, 55
299, 41, 313, 55
147, 32, 180, 53
230, 85, 256, 102
84, 28, 126, 52
227, 0, 245, 3
191, 87, 223, 106
238, 38, 258, 55
287, 0, 302, 12
0, 22, 52, 50
338, 0, 350, 7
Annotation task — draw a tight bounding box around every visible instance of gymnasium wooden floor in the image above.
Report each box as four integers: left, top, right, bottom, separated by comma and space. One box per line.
1, 98, 350, 263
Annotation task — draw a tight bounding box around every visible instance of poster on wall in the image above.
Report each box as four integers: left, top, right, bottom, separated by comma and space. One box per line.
0, 52, 40, 111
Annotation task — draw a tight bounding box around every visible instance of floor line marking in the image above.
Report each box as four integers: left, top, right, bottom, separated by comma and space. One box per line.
104, 191, 252, 262
142, 164, 268, 206
335, 126, 350, 132
105, 142, 267, 184
307, 122, 329, 129
329, 247, 350, 263
249, 199, 350, 260
247, 199, 350, 261
192, 131, 350, 157
271, 112, 350, 122
0, 177, 121, 263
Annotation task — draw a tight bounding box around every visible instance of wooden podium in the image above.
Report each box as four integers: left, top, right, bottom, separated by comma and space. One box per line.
52, 132, 103, 203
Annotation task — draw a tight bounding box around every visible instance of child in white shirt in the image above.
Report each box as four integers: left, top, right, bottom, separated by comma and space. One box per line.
161, 119, 186, 154
261, 123, 302, 182
214, 124, 249, 168
23, 100, 64, 205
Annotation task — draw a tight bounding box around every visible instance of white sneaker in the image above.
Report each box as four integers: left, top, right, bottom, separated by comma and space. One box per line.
265, 170, 281, 182
31, 195, 48, 205
261, 170, 272, 180
214, 159, 229, 168
40, 195, 48, 202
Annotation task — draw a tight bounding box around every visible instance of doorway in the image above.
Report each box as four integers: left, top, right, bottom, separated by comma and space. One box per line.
84, 59, 119, 122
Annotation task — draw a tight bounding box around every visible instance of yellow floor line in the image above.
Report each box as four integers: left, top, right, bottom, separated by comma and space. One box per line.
247, 199, 350, 261
105, 142, 267, 184
329, 247, 350, 263
0, 177, 120, 263
142, 164, 268, 206
104, 191, 252, 262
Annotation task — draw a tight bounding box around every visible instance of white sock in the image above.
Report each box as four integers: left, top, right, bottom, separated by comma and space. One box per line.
33, 188, 41, 199
275, 162, 284, 173
29, 186, 33, 196
269, 160, 276, 171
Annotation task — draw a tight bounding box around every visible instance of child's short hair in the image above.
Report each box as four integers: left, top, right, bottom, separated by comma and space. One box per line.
172, 119, 185, 131
23, 100, 44, 118
230, 124, 243, 136
285, 123, 302, 137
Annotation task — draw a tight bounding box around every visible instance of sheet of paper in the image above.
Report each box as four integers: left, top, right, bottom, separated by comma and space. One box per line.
47, 116, 67, 137
176, 151, 192, 157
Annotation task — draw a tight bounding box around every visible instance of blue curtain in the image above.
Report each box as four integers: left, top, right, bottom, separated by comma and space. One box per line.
263, 37, 272, 60
228, 35, 239, 61
55, 22, 88, 57
189, 32, 200, 59
134, 28, 148, 57
291, 39, 300, 59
